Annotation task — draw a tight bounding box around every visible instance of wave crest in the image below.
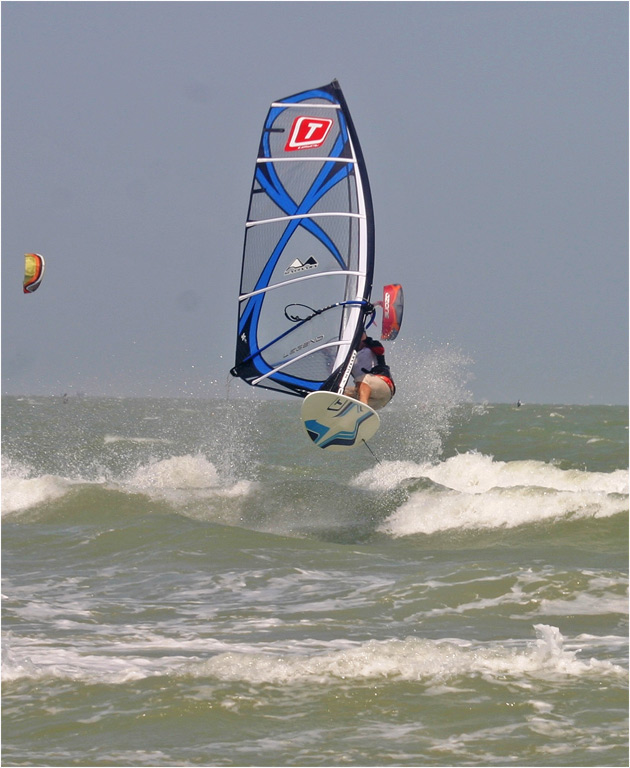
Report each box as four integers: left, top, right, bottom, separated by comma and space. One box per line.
351, 453, 629, 535
183, 624, 626, 687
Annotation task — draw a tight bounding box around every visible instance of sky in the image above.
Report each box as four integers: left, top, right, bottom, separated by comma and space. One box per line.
2, 1, 628, 404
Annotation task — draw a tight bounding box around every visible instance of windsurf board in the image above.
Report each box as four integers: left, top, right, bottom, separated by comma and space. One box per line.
301, 391, 380, 451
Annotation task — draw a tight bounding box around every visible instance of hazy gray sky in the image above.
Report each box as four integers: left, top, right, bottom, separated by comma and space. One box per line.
2, 1, 627, 404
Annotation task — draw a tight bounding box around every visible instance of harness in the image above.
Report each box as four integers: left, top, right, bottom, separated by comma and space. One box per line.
376, 374, 396, 397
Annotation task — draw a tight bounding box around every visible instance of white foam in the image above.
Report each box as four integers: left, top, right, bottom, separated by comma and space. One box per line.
380, 484, 627, 536
353, 453, 629, 536
1, 459, 76, 515
416, 568, 628, 620
123, 453, 255, 501
356, 453, 628, 495
1, 630, 235, 684
184, 625, 627, 687
1, 638, 170, 684
1, 453, 254, 515
351, 460, 428, 492
127, 453, 220, 489
537, 592, 629, 617
4, 625, 625, 690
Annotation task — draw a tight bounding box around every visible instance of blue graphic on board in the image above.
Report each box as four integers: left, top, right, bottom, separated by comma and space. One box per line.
300, 392, 380, 452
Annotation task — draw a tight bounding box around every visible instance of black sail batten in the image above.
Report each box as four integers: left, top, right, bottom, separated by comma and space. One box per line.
231, 80, 375, 398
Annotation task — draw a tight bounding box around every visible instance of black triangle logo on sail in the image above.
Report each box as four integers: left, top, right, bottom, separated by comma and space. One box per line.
285, 256, 318, 275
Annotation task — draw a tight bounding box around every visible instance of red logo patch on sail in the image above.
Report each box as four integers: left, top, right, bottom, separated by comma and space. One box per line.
285, 116, 333, 151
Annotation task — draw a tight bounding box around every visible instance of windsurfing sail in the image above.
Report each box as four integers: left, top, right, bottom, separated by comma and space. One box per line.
23, 253, 45, 294
230, 80, 375, 397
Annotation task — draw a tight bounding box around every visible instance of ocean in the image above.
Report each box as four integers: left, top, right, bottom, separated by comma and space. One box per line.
2, 383, 628, 766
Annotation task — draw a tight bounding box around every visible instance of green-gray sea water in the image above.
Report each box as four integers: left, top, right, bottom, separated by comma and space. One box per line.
2, 394, 627, 767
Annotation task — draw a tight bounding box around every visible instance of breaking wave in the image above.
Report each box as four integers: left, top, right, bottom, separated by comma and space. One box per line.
350, 452, 628, 535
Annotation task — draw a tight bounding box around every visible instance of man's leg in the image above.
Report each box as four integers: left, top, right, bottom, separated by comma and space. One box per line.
356, 381, 371, 404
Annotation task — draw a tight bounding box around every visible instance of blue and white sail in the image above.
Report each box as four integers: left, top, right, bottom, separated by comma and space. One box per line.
231, 80, 375, 397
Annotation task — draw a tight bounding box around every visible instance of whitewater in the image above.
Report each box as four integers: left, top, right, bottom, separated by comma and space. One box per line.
2, 356, 628, 766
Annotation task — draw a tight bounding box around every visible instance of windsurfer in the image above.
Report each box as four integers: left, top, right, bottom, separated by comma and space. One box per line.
344, 332, 395, 410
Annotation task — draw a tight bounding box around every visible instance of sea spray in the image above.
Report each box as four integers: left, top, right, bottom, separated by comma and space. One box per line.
202, 398, 264, 480
384, 339, 473, 462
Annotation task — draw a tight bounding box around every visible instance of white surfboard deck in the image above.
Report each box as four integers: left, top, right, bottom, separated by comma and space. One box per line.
301, 391, 380, 451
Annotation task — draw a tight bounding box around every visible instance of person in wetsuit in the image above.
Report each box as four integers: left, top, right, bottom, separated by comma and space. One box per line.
344, 332, 395, 410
